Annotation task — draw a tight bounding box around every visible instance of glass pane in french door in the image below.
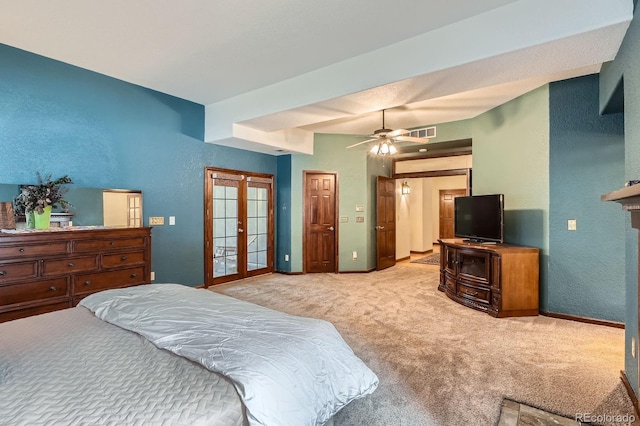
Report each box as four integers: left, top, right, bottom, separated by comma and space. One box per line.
247, 184, 268, 271
212, 179, 239, 278
127, 194, 142, 227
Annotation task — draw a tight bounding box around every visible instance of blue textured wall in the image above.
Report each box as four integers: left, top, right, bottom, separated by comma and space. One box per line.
275, 155, 292, 272
600, 6, 640, 396
0, 43, 277, 286
549, 75, 625, 322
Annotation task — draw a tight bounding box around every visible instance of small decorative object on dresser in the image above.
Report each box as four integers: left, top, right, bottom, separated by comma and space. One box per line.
0, 226, 151, 322
13, 173, 74, 229
438, 238, 540, 317
0, 202, 15, 229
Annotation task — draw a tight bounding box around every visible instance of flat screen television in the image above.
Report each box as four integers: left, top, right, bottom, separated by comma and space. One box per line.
454, 194, 504, 243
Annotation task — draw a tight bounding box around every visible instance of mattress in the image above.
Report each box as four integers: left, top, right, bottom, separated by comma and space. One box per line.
0, 307, 247, 426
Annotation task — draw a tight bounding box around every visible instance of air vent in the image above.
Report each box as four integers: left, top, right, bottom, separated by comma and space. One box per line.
407, 126, 436, 139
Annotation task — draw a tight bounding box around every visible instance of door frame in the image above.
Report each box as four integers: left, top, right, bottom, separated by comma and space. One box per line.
393, 169, 471, 242
302, 170, 339, 274
204, 166, 274, 287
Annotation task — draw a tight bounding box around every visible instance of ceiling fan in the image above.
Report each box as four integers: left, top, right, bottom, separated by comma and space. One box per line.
346, 109, 430, 155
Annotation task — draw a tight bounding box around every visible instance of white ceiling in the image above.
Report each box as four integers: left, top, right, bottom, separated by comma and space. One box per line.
0, 0, 634, 154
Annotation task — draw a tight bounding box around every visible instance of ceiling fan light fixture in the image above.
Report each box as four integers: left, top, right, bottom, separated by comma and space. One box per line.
350, 109, 430, 155
370, 139, 398, 156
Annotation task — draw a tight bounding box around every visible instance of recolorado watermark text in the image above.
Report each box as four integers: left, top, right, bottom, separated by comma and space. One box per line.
575, 412, 635, 424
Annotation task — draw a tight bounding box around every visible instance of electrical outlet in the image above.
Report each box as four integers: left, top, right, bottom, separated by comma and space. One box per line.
352, 251, 358, 261
150, 271, 155, 281
285, 254, 289, 262
568, 219, 577, 231
633, 337, 636, 358
169, 216, 175, 226
149, 216, 165, 226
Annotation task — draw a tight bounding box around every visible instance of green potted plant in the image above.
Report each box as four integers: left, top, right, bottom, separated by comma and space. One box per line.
14, 173, 73, 229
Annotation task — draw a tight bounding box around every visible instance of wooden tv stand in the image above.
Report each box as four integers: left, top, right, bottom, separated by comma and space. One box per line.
438, 239, 539, 317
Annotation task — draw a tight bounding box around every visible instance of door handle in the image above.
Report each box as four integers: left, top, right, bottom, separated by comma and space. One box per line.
376, 226, 385, 230
238, 228, 244, 233
327, 226, 334, 231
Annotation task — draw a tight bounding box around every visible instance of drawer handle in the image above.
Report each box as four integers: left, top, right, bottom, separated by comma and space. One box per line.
130, 273, 137, 278
19, 248, 25, 253
110, 241, 114, 245
84, 280, 91, 286
68, 262, 75, 267
464, 289, 479, 296
50, 286, 57, 291
0, 271, 6, 276
121, 256, 128, 261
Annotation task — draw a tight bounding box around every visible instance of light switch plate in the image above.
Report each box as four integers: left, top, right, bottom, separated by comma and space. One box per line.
568, 219, 577, 231
355, 216, 364, 223
340, 216, 348, 223
169, 216, 175, 225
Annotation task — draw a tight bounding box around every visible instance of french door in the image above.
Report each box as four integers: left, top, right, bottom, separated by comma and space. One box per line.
204, 168, 274, 286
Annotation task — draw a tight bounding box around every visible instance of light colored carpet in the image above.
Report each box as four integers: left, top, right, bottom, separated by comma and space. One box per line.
211, 267, 635, 426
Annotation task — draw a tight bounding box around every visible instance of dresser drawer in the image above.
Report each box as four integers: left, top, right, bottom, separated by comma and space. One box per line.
445, 274, 456, 293
0, 277, 69, 306
457, 281, 491, 305
102, 251, 145, 268
0, 261, 38, 283
74, 237, 146, 252
42, 256, 98, 276
0, 242, 69, 259
74, 267, 146, 296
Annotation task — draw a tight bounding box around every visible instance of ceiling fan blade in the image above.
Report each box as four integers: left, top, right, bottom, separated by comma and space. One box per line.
387, 128, 410, 137
346, 138, 378, 149
395, 136, 430, 144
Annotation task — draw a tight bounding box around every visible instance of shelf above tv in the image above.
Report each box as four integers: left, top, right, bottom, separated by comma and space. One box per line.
601, 184, 640, 209
602, 184, 640, 228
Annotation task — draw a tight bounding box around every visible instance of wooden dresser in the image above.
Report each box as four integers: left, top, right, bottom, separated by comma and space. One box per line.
0, 227, 151, 322
438, 239, 539, 317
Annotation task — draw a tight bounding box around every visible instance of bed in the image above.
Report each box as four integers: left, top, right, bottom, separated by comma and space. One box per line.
0, 284, 378, 425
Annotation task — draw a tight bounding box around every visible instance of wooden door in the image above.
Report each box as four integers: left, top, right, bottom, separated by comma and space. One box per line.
204, 168, 274, 286
439, 189, 467, 239
376, 176, 396, 270
304, 172, 337, 273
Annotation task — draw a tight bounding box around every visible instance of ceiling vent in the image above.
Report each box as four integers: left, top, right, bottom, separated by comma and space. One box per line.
407, 126, 436, 139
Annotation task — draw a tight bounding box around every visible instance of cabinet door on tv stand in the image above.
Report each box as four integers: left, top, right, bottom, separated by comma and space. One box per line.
443, 245, 457, 275
457, 249, 491, 285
